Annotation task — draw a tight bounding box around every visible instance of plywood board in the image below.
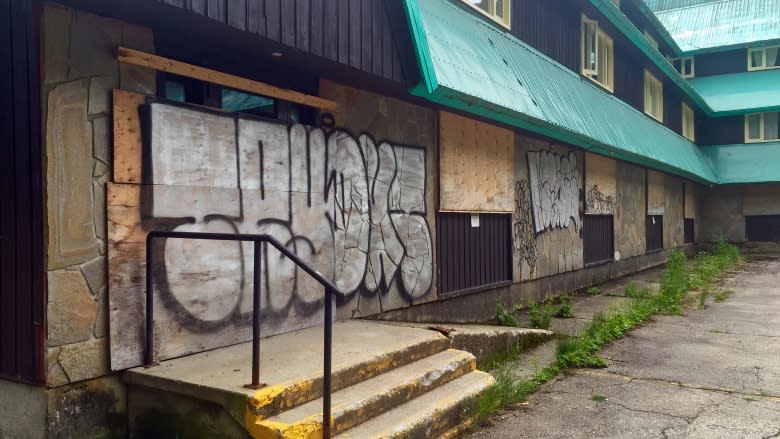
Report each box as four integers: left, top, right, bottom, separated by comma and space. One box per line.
113, 89, 145, 184
439, 111, 514, 212
684, 183, 697, 219
585, 152, 616, 215
647, 170, 665, 215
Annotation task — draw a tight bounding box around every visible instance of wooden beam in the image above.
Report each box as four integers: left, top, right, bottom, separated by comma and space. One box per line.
116, 46, 340, 113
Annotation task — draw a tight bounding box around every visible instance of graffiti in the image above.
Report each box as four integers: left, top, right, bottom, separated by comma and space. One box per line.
527, 150, 581, 233
513, 179, 537, 271
143, 103, 432, 331
586, 184, 615, 215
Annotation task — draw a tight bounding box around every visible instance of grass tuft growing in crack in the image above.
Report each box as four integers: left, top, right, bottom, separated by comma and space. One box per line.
475, 240, 740, 426
529, 300, 554, 329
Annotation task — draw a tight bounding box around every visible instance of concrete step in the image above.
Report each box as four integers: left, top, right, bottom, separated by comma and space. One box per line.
247, 349, 477, 438
126, 321, 450, 423
334, 371, 495, 439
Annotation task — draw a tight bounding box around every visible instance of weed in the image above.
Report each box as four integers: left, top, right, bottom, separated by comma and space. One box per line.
479, 343, 524, 371
698, 286, 709, 309
473, 364, 559, 425
496, 301, 519, 327
744, 396, 757, 402
529, 300, 553, 329
624, 282, 651, 299
554, 294, 574, 319
714, 289, 733, 302
587, 286, 600, 295
708, 328, 723, 334
591, 395, 608, 402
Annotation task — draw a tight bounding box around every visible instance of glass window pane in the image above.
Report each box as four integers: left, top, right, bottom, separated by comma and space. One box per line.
747, 114, 762, 139
765, 112, 779, 140
495, 0, 504, 17
221, 89, 275, 117
750, 50, 763, 68
164, 81, 186, 103
684, 58, 693, 75
766, 47, 779, 68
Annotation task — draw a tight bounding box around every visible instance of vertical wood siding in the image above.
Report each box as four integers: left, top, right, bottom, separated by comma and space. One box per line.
156, 0, 414, 84
511, 0, 580, 71
584, 215, 615, 265
437, 213, 512, 296
0, 0, 44, 384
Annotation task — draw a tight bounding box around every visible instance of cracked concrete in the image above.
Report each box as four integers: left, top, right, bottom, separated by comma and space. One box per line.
469, 255, 780, 438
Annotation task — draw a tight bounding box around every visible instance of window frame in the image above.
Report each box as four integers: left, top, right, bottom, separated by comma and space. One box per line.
670, 56, 695, 78
747, 45, 780, 71
644, 69, 664, 122
460, 0, 511, 29
581, 14, 614, 92
744, 112, 780, 143
644, 30, 659, 50
682, 103, 695, 141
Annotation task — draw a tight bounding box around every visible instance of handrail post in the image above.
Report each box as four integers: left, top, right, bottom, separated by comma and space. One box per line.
323, 287, 333, 439
144, 235, 154, 367
245, 239, 265, 389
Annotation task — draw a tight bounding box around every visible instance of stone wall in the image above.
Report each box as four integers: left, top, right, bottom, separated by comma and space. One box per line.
40, 2, 155, 437
699, 183, 780, 243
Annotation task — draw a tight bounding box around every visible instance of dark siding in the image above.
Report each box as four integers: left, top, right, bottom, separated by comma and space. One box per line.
583, 215, 615, 265
664, 86, 682, 135
438, 213, 512, 296
620, 0, 676, 56
614, 47, 644, 111
155, 0, 415, 84
510, 0, 580, 71
746, 216, 780, 242
0, 0, 44, 384
699, 115, 744, 145
695, 49, 747, 76
684, 218, 694, 244
646, 215, 664, 251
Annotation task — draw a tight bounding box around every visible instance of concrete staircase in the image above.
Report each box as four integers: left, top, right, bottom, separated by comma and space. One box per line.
124, 321, 547, 439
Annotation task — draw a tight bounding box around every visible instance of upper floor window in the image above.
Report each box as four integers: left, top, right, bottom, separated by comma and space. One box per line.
644, 70, 663, 122
670, 56, 694, 78
581, 15, 614, 92
682, 103, 695, 141
462, 0, 510, 28
748, 45, 780, 71
745, 112, 779, 143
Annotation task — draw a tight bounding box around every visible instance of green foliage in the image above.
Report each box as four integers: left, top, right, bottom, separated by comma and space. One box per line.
587, 286, 600, 295
624, 282, 651, 299
554, 294, 574, 318
496, 301, 519, 327
591, 395, 608, 402
473, 364, 561, 425
529, 300, 554, 329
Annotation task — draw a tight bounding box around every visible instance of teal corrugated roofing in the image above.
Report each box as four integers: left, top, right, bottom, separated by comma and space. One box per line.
689, 69, 780, 114
702, 142, 780, 183
403, 0, 719, 183
652, 0, 780, 52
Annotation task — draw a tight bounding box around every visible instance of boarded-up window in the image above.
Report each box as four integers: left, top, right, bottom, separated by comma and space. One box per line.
746, 216, 780, 242
437, 213, 512, 295
439, 111, 514, 213
584, 215, 614, 265
684, 218, 694, 244
646, 215, 664, 251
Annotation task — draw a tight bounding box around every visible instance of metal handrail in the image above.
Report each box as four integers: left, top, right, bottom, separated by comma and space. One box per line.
145, 230, 344, 438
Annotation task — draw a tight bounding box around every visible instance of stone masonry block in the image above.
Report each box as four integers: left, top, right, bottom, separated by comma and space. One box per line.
47, 270, 97, 347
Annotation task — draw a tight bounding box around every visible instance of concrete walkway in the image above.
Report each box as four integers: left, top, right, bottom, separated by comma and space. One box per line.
469, 255, 780, 439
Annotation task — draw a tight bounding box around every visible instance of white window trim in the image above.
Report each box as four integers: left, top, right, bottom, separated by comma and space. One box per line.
581, 14, 614, 92
682, 103, 695, 141
644, 69, 664, 122
745, 112, 779, 143
670, 56, 695, 78
747, 45, 780, 71
460, 0, 511, 29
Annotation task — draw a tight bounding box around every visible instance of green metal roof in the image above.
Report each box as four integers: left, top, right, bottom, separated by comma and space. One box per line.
402, 0, 719, 183
702, 142, 780, 184
652, 0, 780, 53
689, 69, 780, 115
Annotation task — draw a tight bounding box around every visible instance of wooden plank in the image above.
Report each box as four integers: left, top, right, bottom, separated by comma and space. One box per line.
207, 0, 225, 22
117, 47, 340, 112
113, 89, 146, 184
281, 0, 296, 47
348, 0, 361, 68
361, 0, 371, 71
323, 0, 338, 61
226, 0, 247, 31
246, 0, 265, 35
337, 0, 349, 65
189, 0, 206, 15
265, 0, 280, 41
295, 0, 309, 52
371, 0, 382, 76
310, 0, 323, 57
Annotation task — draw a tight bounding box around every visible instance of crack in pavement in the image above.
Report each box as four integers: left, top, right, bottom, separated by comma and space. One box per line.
570, 369, 780, 402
